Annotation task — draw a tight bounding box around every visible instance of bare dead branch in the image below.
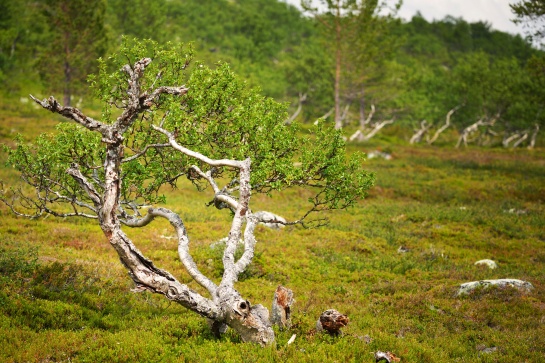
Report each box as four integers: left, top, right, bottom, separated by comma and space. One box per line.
528, 123, 540, 149
29, 95, 108, 134
66, 164, 102, 206
427, 105, 462, 145
152, 125, 244, 169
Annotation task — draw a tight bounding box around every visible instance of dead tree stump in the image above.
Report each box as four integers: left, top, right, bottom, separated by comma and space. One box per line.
271, 285, 294, 329
316, 309, 349, 335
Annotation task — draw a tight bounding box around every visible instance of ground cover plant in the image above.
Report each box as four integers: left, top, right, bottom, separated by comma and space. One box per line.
1, 101, 544, 361
1, 45, 545, 363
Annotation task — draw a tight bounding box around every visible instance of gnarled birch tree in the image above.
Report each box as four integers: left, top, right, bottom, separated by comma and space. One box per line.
0, 39, 374, 345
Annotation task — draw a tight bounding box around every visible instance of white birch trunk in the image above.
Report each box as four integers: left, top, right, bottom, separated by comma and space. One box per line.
409, 120, 431, 144
349, 118, 395, 142
427, 105, 461, 145
456, 114, 497, 148
528, 124, 540, 149
30, 57, 277, 345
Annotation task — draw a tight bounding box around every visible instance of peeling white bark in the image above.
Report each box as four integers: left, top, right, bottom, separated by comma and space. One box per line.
258, 211, 286, 229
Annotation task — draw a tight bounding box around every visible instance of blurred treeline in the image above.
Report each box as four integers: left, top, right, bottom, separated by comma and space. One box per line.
1, 0, 543, 145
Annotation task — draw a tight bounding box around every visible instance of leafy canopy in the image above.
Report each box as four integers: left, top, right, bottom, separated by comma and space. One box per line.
4, 39, 374, 221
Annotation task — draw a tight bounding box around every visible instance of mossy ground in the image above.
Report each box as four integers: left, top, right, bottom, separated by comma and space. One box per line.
1, 103, 544, 362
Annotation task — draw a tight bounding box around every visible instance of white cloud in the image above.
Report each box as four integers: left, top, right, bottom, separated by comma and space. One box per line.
397, 0, 522, 35
284, 0, 526, 36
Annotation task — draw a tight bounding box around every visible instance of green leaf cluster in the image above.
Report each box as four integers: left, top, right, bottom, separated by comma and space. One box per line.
4, 123, 105, 211
7, 38, 375, 215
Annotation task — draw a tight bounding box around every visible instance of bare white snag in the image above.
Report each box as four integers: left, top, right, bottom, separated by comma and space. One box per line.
349, 118, 395, 142
320, 107, 335, 120
340, 103, 351, 124
409, 120, 431, 144
528, 124, 540, 149
503, 124, 540, 149
360, 104, 375, 128
456, 114, 498, 148
502, 131, 523, 148
513, 132, 529, 148
427, 105, 461, 145
313, 107, 335, 126
346, 104, 394, 142
28, 57, 278, 345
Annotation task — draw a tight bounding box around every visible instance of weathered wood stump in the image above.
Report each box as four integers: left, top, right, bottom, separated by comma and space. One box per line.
271, 285, 294, 329
315, 309, 349, 335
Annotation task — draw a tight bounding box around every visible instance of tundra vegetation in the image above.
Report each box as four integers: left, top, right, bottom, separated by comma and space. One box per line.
1, 0, 545, 361
2, 97, 544, 361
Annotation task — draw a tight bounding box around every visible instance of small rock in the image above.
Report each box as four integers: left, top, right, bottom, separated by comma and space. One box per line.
474, 259, 498, 269
477, 345, 498, 354
391, 214, 406, 223
457, 279, 534, 296
368, 150, 393, 160
504, 208, 527, 215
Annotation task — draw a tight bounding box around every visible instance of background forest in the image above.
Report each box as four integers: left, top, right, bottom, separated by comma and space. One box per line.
1, 0, 544, 147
